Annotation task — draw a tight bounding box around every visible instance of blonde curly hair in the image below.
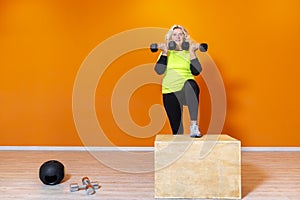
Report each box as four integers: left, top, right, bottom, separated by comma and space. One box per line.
165, 24, 190, 43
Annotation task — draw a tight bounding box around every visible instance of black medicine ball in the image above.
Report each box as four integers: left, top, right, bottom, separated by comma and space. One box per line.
39, 160, 64, 185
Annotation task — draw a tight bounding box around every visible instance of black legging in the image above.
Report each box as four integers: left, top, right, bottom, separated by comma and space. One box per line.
163, 79, 200, 135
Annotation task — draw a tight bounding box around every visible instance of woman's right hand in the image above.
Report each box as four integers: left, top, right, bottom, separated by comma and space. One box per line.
158, 43, 168, 56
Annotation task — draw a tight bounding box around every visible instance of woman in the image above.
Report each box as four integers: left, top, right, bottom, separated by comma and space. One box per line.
154, 25, 202, 137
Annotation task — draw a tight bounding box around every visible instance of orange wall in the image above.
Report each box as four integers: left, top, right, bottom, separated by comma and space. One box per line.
1, 0, 300, 146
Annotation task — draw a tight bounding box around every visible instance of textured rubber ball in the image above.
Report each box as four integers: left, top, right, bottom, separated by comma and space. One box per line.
39, 160, 65, 185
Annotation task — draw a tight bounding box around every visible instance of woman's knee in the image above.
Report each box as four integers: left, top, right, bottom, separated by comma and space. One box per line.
184, 79, 199, 94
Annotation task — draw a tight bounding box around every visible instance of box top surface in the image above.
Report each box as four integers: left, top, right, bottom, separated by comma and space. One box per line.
155, 134, 239, 143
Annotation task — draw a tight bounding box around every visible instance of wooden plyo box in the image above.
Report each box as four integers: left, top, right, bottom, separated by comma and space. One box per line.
155, 134, 241, 199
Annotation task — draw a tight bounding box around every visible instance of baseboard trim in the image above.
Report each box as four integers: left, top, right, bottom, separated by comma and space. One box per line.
0, 146, 154, 151
241, 147, 300, 152
0, 146, 299, 151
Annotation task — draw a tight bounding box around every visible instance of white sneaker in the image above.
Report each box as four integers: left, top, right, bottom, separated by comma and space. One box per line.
190, 124, 202, 138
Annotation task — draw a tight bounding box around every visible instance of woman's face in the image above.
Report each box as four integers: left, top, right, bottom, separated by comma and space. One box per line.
171, 28, 185, 46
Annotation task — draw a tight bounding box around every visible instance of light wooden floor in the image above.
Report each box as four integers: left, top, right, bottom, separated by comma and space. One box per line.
0, 151, 299, 200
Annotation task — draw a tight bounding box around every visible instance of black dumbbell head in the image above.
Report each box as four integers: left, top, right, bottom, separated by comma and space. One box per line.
150, 43, 158, 53
199, 43, 208, 52
181, 41, 190, 51
168, 41, 177, 50
39, 160, 65, 185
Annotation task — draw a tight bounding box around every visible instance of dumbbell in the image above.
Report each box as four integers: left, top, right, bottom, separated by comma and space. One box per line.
70, 177, 100, 195
181, 41, 208, 52
150, 41, 177, 52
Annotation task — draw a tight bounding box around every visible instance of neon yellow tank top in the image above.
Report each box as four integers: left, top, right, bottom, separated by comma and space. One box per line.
162, 50, 194, 94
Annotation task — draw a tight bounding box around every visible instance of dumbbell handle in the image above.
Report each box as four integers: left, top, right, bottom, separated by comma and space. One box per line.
150, 43, 165, 53
70, 181, 99, 192
182, 42, 208, 52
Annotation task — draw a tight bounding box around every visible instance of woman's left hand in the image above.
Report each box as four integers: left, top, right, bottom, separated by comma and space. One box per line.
190, 43, 199, 52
